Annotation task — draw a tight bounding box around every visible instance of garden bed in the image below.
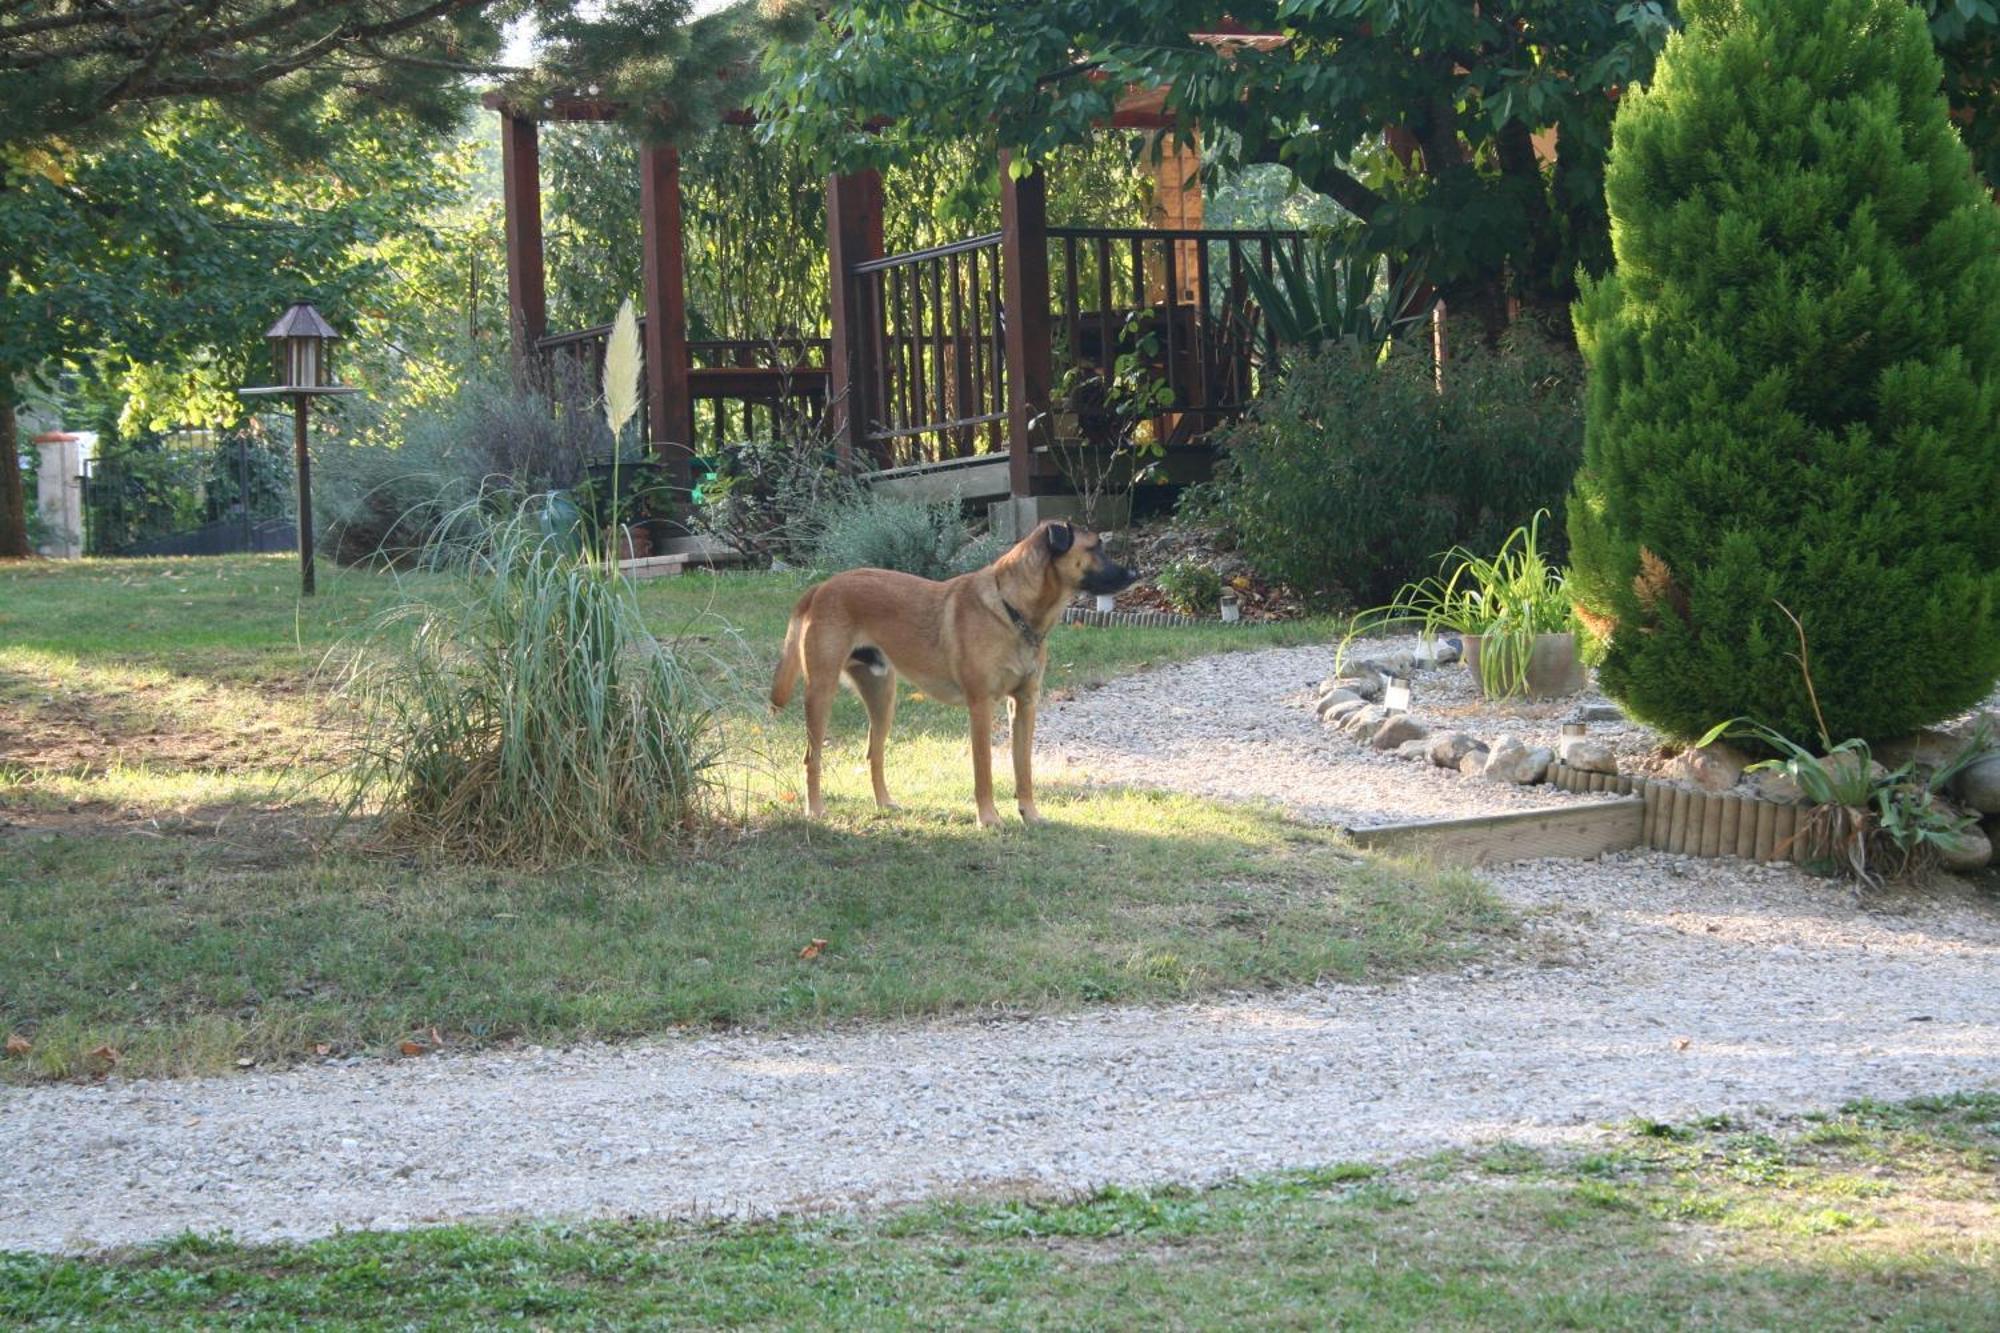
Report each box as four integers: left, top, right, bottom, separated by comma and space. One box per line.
1042, 632, 2000, 865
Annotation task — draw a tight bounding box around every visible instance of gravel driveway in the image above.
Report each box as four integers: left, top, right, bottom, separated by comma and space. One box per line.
5, 648, 1997, 1254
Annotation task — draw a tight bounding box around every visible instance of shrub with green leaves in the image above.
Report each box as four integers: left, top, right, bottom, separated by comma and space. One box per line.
1154, 559, 1224, 616
1197, 327, 1582, 608
691, 433, 859, 569
809, 490, 998, 580
1567, 0, 2000, 744
317, 368, 602, 566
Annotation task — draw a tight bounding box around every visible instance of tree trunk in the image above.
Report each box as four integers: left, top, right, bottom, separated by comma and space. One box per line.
0, 378, 29, 559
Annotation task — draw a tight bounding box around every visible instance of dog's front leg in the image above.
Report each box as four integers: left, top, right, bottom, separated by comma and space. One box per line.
1010, 686, 1041, 825
967, 695, 1002, 828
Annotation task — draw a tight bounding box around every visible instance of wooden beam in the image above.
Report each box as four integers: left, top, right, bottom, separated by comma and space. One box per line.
640, 142, 694, 516
825, 170, 885, 468
500, 114, 548, 351
999, 152, 1054, 500
1346, 798, 1646, 868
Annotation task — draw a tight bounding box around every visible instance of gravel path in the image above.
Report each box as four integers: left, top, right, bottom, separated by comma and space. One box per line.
5, 648, 1998, 1255
1039, 641, 1622, 825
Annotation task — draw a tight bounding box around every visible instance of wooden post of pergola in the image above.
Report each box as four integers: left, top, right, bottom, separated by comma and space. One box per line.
490, 94, 695, 520
998, 152, 1054, 501
499, 113, 548, 349
639, 143, 694, 512
824, 169, 885, 470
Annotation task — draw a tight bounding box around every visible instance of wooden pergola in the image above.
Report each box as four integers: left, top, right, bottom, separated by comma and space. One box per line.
485, 50, 1291, 526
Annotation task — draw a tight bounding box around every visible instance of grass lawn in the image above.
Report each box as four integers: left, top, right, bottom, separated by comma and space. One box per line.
0, 556, 1503, 1081
5, 1095, 1994, 1328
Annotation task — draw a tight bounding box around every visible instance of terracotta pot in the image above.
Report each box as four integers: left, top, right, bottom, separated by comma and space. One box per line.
618, 525, 654, 561
1460, 631, 1587, 699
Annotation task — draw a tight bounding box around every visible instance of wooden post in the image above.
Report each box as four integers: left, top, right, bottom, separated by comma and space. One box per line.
500, 114, 548, 352
640, 141, 694, 514
999, 151, 1053, 500
826, 170, 885, 468
292, 394, 315, 597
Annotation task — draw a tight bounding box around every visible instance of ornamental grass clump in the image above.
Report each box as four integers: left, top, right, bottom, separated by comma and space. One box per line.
336, 502, 724, 866
335, 301, 724, 865
1567, 0, 2000, 744
1342, 512, 1575, 698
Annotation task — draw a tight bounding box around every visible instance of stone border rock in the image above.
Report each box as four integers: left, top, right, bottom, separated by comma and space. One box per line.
1312, 658, 1997, 871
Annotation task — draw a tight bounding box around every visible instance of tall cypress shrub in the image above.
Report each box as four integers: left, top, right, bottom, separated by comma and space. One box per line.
1568, 0, 2000, 745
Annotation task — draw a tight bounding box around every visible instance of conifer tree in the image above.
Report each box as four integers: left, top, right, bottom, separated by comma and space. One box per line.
1567, 0, 2000, 745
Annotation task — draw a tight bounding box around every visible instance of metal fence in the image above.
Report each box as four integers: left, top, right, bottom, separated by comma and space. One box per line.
83, 433, 296, 557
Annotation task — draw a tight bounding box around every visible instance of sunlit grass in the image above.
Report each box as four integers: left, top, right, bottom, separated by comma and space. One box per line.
2, 557, 1340, 816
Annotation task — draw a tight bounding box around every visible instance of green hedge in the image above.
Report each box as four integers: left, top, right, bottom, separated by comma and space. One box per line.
1198, 327, 1583, 608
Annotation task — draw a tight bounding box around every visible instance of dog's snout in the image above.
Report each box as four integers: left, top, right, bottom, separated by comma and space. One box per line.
1081, 559, 1139, 595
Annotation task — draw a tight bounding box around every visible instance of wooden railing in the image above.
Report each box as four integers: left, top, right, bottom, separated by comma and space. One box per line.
1047, 226, 1303, 445
842, 225, 1304, 472
533, 321, 831, 453
846, 232, 1008, 466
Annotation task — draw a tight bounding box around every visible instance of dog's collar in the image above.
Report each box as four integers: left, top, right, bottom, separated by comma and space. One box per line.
1002, 599, 1044, 649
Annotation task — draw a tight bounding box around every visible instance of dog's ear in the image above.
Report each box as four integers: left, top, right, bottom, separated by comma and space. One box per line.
1044, 521, 1074, 556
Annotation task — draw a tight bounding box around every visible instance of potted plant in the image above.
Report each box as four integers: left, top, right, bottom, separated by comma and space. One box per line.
1341, 511, 1584, 698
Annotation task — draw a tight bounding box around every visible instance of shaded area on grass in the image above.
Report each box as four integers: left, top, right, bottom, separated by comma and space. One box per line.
0, 790, 1503, 1082
3, 1095, 1993, 1328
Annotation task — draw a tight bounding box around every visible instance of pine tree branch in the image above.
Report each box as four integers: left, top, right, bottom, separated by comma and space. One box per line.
0, 2, 185, 42
112, 0, 479, 103
94, 0, 226, 118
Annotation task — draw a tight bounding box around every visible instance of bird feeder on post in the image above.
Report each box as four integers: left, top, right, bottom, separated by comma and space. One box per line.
238, 303, 359, 596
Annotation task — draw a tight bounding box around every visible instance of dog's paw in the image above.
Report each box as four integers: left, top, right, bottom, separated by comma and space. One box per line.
1017, 805, 1044, 826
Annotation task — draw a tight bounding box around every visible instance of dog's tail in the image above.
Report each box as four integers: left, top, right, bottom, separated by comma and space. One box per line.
769, 587, 814, 712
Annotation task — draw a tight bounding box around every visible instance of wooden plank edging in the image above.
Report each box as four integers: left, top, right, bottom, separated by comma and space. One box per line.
1348, 797, 1645, 867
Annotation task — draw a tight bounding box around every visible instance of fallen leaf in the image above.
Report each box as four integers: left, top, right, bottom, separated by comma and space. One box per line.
399, 1040, 428, 1057
798, 938, 829, 960
429, 1026, 444, 1046
87, 1044, 121, 1068
4, 1033, 30, 1057
235, 1057, 255, 1068
313, 1043, 331, 1057
1672, 1036, 1692, 1052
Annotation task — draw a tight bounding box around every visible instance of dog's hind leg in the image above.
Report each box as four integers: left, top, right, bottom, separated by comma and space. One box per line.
846, 660, 900, 811
799, 632, 847, 820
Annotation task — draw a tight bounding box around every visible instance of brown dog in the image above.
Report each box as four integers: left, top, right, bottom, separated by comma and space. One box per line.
770, 520, 1138, 826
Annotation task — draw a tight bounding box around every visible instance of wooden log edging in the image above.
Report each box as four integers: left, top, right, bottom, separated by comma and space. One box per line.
1547, 762, 1815, 864
1060, 606, 1249, 630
